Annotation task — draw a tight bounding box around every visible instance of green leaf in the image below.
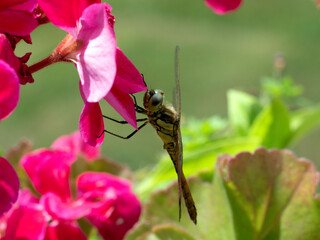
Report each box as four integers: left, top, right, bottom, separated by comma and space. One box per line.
135, 136, 259, 200
214, 148, 320, 240
227, 90, 261, 136
130, 148, 320, 240
126, 178, 215, 240
261, 76, 303, 99
289, 105, 320, 145
249, 98, 290, 148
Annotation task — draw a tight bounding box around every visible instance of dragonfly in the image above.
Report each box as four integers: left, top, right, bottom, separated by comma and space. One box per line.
100, 46, 197, 224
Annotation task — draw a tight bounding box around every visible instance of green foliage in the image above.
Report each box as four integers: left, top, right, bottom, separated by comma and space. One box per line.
135, 75, 320, 199
128, 149, 320, 240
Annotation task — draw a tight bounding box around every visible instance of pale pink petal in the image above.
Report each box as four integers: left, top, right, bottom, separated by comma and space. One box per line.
105, 87, 137, 129
51, 131, 100, 161
5, 204, 47, 240
41, 192, 103, 221
205, 0, 242, 14
76, 3, 116, 102
0, 60, 20, 120
18, 189, 39, 205
0, 157, 19, 216
21, 150, 75, 200
0, 9, 38, 36
38, 0, 99, 34
79, 102, 104, 147
77, 172, 141, 240
114, 48, 147, 94
45, 221, 87, 240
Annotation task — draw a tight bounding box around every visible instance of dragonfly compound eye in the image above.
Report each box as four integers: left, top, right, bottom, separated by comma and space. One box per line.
151, 93, 163, 106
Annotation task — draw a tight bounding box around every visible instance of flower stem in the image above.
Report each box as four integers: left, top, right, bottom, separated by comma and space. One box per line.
27, 55, 55, 74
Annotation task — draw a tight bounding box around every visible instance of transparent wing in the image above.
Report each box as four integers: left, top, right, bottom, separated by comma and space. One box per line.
173, 46, 181, 118
173, 46, 183, 221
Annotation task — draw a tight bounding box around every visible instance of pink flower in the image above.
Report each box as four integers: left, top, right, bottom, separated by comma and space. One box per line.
1, 189, 87, 240
16, 146, 141, 239
0, 0, 38, 36
80, 48, 147, 146
21, 150, 75, 201
4, 191, 47, 239
0, 34, 21, 121
205, 0, 242, 14
0, 157, 19, 216
51, 131, 100, 161
77, 172, 141, 240
0, 59, 20, 121
38, 0, 117, 103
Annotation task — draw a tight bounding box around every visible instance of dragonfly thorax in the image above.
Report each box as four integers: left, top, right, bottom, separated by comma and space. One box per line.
143, 89, 164, 113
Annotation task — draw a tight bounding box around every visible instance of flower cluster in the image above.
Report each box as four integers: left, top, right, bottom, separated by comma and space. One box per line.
0, 132, 141, 239
0, 0, 147, 146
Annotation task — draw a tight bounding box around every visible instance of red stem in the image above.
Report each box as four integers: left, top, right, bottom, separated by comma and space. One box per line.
27, 55, 54, 74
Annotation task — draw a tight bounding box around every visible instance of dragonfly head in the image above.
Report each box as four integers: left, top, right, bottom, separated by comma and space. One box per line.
143, 89, 164, 112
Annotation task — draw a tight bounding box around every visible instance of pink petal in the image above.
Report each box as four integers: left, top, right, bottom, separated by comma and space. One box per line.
51, 131, 100, 161
21, 150, 75, 200
0, 60, 20, 120
38, 0, 99, 34
76, 3, 117, 102
45, 221, 87, 240
77, 172, 141, 240
41, 192, 94, 220
0, 157, 19, 216
9, 0, 37, 12
18, 189, 39, 205
0, 34, 20, 70
79, 102, 104, 147
5, 204, 47, 240
0, 0, 27, 9
0, 9, 38, 36
114, 48, 147, 94
105, 87, 137, 129
205, 0, 242, 14
77, 172, 132, 195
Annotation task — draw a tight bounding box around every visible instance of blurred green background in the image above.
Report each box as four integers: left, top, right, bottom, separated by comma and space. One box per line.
1, 0, 320, 170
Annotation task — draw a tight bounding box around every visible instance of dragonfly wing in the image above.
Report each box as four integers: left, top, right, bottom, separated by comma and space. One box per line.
173, 46, 181, 116
173, 46, 183, 221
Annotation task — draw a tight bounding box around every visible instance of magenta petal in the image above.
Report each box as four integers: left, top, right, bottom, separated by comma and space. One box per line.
10, 0, 37, 12
52, 131, 100, 161
77, 172, 141, 240
5, 204, 47, 240
21, 150, 75, 200
38, 0, 100, 33
79, 102, 104, 147
105, 87, 137, 129
205, 0, 242, 14
114, 48, 147, 94
41, 192, 95, 221
45, 221, 87, 240
0, 157, 19, 216
0, 0, 26, 9
0, 60, 20, 120
0, 34, 20, 70
77, 3, 117, 102
0, 9, 38, 36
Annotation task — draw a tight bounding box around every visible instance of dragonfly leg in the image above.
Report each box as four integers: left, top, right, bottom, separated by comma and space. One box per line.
130, 94, 147, 114
102, 115, 147, 124
98, 120, 148, 139
141, 73, 147, 87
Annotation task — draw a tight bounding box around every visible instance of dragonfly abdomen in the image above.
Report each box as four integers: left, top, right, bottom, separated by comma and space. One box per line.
165, 142, 197, 224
